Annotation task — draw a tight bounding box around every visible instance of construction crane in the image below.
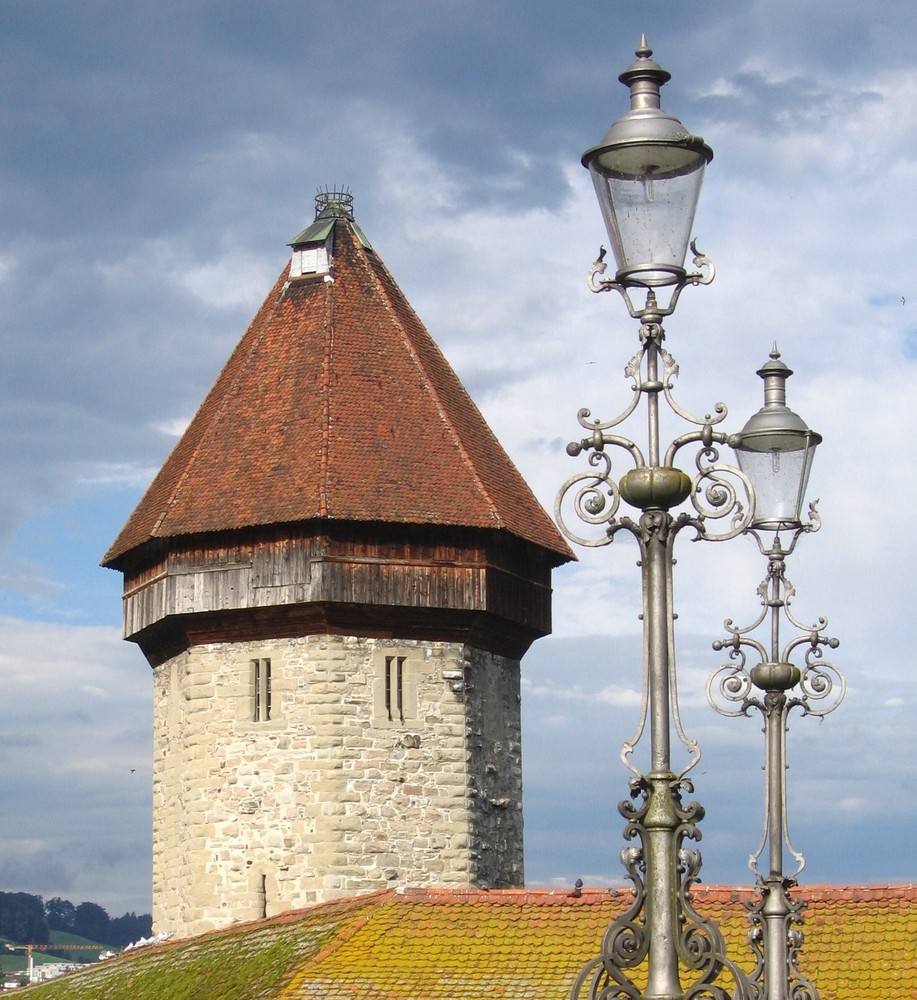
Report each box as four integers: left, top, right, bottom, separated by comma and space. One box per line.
4, 942, 111, 983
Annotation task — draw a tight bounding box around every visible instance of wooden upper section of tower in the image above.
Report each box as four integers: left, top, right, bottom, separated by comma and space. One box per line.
103, 193, 572, 662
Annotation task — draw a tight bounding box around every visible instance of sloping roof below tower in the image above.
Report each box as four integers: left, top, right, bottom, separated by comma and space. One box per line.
103, 211, 572, 568
21, 885, 916, 999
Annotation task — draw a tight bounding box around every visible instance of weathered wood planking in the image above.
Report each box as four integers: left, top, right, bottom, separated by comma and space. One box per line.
119, 524, 553, 649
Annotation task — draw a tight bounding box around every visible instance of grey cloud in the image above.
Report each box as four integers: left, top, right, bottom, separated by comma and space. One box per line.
0, 851, 75, 897
0, 733, 41, 750
698, 72, 882, 135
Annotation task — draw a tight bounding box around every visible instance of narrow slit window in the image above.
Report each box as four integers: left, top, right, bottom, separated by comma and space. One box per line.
252, 658, 271, 722
384, 655, 406, 723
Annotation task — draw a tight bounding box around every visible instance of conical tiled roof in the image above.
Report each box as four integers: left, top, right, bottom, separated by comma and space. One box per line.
104, 209, 571, 568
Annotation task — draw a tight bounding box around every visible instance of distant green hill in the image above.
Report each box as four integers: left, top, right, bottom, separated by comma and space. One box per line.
49, 930, 108, 952
1, 931, 108, 976
0, 890, 151, 956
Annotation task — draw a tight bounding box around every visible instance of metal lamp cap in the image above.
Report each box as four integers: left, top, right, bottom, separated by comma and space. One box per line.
581, 38, 713, 171
736, 347, 822, 451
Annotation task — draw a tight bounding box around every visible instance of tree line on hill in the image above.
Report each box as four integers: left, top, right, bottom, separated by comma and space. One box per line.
0, 892, 152, 950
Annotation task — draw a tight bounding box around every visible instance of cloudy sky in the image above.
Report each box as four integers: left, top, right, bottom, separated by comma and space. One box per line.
1, 2, 915, 919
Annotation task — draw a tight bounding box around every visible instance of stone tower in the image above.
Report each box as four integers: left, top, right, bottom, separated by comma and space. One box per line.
103, 191, 572, 938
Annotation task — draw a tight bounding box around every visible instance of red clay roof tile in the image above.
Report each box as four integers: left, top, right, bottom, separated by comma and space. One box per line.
27, 885, 916, 999
104, 221, 572, 567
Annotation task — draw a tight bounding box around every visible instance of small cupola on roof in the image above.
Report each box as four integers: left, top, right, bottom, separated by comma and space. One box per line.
288, 187, 372, 278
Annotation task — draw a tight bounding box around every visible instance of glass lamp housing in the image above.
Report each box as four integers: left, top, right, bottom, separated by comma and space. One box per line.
583, 42, 712, 287
733, 352, 822, 531
735, 432, 819, 531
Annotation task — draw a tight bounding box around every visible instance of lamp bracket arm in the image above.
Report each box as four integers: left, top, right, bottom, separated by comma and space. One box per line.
585, 250, 644, 318
802, 499, 823, 534
687, 239, 715, 286
574, 342, 646, 431
665, 428, 730, 468
657, 343, 729, 430
587, 248, 615, 294
586, 245, 716, 319
748, 527, 796, 559
746, 501, 823, 559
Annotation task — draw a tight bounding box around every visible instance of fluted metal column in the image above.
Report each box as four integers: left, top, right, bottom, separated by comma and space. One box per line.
642, 512, 682, 999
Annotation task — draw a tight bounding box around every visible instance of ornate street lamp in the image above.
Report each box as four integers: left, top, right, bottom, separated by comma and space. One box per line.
556, 39, 838, 1000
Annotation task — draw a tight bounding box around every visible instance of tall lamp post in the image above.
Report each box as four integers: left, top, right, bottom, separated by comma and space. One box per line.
708, 361, 845, 1000
555, 40, 839, 1000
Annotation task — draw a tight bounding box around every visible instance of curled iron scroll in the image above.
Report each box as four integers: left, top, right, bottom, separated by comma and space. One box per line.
689, 448, 754, 541
554, 451, 622, 547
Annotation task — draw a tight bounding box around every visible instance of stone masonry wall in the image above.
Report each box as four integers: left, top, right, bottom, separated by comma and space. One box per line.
152, 634, 523, 938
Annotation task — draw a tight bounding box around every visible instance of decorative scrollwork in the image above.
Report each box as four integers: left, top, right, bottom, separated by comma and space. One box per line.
745, 501, 823, 561
554, 451, 631, 547
688, 239, 716, 286
660, 345, 729, 430
649, 526, 702, 778
674, 790, 753, 1000
618, 632, 652, 775
571, 352, 645, 436
745, 879, 819, 1000
602, 839, 649, 973
586, 241, 715, 315
704, 533, 843, 993
687, 448, 754, 541
570, 778, 752, 1000
587, 246, 611, 293
570, 780, 651, 1000
706, 658, 762, 718
791, 655, 845, 718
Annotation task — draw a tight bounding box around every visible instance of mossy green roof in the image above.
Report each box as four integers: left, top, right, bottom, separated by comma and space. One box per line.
20, 885, 916, 1000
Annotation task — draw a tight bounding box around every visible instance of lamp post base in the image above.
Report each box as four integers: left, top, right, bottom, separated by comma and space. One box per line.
746, 876, 819, 1000
569, 774, 753, 1000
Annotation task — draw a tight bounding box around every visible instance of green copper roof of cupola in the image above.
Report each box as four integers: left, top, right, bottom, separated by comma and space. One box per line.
288, 188, 372, 249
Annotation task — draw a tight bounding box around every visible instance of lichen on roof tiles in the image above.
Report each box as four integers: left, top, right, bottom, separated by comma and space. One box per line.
22, 885, 916, 1000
